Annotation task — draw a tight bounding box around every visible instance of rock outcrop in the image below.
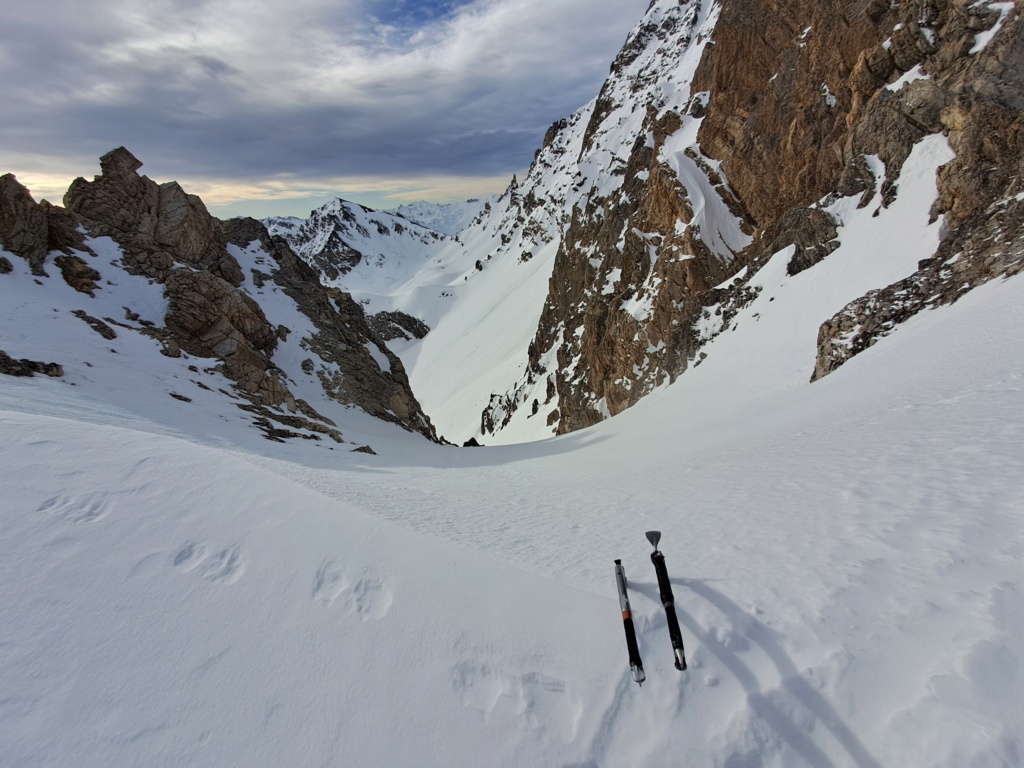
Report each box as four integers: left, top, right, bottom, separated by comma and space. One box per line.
692, 0, 1024, 380
223, 217, 437, 439
475, 0, 1023, 437
0, 174, 88, 275
0, 349, 63, 378
1, 149, 438, 444
0, 174, 50, 273
65, 147, 243, 284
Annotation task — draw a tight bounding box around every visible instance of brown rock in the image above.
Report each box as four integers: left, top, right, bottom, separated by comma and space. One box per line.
64, 147, 242, 284
0, 349, 63, 377
71, 310, 117, 340
483, 0, 1024, 436
163, 267, 286, 404
223, 217, 437, 440
0, 174, 49, 274
55, 255, 101, 295
42, 201, 90, 256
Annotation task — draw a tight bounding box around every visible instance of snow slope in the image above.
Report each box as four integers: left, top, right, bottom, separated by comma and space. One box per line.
3, 213, 1024, 766
386, 197, 496, 236
0, 230, 436, 452
4, 2, 1023, 763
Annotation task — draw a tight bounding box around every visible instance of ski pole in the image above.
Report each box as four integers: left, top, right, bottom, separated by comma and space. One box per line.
614, 559, 645, 686
646, 531, 687, 671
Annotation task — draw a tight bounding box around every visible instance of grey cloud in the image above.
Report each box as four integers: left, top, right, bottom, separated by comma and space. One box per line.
1, 0, 650, 208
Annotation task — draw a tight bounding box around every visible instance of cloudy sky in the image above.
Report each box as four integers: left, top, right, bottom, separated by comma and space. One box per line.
1, 0, 649, 218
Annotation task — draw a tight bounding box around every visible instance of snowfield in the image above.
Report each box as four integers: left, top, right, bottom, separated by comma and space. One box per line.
3, 235, 1023, 765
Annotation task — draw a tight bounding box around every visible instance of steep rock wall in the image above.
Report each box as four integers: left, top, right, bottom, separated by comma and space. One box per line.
479, 0, 1022, 438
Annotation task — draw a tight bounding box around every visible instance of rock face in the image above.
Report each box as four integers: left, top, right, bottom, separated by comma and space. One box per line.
0, 174, 50, 273
1, 148, 437, 444
223, 217, 437, 438
693, 0, 1024, 382
479, 0, 752, 436
65, 147, 243, 285
471, 0, 1024, 438
0, 174, 87, 275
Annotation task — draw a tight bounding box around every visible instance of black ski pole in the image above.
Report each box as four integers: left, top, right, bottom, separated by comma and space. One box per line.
646, 531, 687, 671
614, 559, 645, 686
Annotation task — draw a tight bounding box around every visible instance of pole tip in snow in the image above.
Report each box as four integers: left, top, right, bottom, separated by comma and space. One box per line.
645, 530, 661, 551
632, 665, 646, 686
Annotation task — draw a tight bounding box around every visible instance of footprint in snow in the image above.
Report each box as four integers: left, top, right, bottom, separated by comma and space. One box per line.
351, 577, 393, 621
312, 563, 392, 619
199, 546, 244, 584
173, 541, 208, 572
451, 662, 579, 739
312, 561, 350, 606
37, 493, 111, 523
173, 541, 244, 584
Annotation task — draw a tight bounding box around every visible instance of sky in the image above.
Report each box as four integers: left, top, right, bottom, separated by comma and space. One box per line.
0, 0, 650, 218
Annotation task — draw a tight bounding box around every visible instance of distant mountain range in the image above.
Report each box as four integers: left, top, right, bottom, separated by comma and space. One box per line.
386, 198, 497, 236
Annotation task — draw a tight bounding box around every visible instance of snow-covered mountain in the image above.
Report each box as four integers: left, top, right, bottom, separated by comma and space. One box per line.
0, 149, 437, 448
2, 0, 1024, 765
386, 197, 496, 236
264, 198, 452, 295
4, 197, 1024, 767
304, 0, 1020, 447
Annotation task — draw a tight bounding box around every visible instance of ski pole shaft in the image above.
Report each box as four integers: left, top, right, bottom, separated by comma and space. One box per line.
614, 559, 645, 685
650, 549, 687, 671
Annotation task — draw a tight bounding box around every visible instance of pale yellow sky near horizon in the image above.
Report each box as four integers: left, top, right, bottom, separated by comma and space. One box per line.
5, 164, 520, 220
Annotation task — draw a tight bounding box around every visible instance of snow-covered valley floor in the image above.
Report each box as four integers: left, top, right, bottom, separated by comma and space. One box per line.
3, 265, 1023, 766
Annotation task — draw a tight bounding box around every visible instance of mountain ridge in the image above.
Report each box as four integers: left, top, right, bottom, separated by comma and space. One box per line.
0, 149, 438, 448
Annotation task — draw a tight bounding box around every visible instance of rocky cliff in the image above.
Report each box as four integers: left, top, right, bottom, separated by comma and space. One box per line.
694, 0, 1024, 379
468, 0, 1023, 439
0, 148, 437, 446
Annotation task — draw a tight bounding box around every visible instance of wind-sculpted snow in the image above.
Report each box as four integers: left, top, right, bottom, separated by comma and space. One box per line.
2, 248, 1023, 766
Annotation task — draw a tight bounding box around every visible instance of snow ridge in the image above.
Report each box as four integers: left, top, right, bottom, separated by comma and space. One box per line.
386, 197, 497, 236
